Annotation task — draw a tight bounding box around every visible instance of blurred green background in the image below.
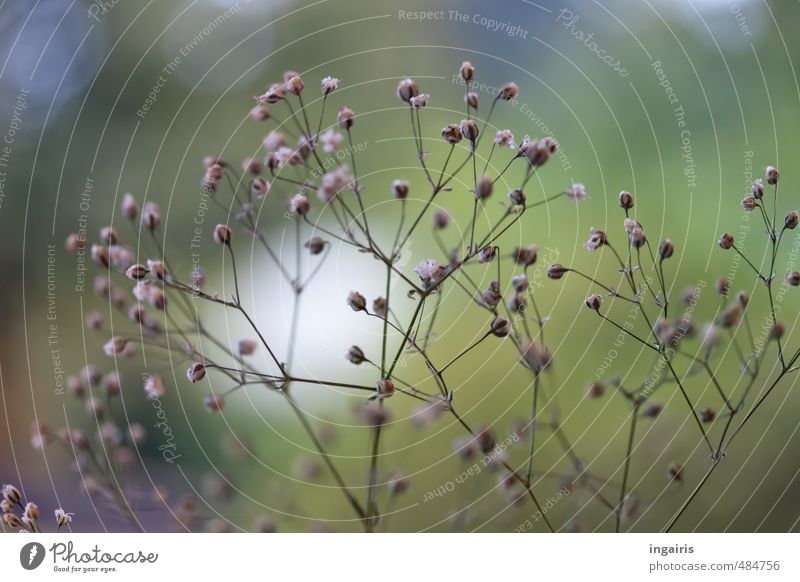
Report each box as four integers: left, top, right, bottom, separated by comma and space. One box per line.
1, 0, 800, 532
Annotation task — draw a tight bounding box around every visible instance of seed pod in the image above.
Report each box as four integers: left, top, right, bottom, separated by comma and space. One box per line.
490, 315, 512, 337
337, 106, 354, 129
475, 174, 493, 200
396, 78, 419, 103
285, 75, 304, 95
289, 194, 310, 216
187, 363, 206, 383
752, 178, 764, 199
410, 93, 429, 108
304, 236, 326, 255
478, 246, 497, 264
238, 339, 258, 356
460, 61, 475, 82
391, 179, 409, 199
667, 462, 683, 481
718, 233, 734, 250
659, 239, 675, 260
141, 202, 161, 231
700, 407, 716, 423
464, 91, 479, 109
643, 401, 663, 418
460, 119, 479, 142
618, 190, 634, 210
511, 244, 538, 266
346, 291, 367, 312
213, 224, 232, 245
346, 346, 366, 365
372, 297, 386, 317
100, 226, 117, 245
121, 192, 138, 220
441, 123, 462, 145
765, 165, 779, 185
321, 76, 339, 95
499, 82, 518, 100
103, 336, 129, 356
476, 427, 497, 453
251, 177, 269, 199
2, 484, 21, 505
784, 271, 800, 286
433, 209, 451, 229
715, 277, 731, 295
785, 211, 798, 230
91, 245, 109, 268
585, 382, 604, 399
770, 322, 785, 339
741, 196, 756, 211
585, 294, 603, 311
583, 228, 606, 251
126, 264, 148, 280
736, 291, 749, 307
249, 106, 270, 121
508, 188, 526, 206
547, 264, 568, 280
377, 378, 395, 398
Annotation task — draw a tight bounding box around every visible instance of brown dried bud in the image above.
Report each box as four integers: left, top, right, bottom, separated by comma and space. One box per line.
512, 273, 529, 293
433, 209, 451, 229
460, 119, 479, 142
146, 259, 167, 280
521, 341, 552, 372
285, 75, 304, 95
785, 211, 799, 230
585, 382, 604, 399
126, 264, 148, 280
741, 196, 757, 211
103, 336, 129, 356
85, 310, 103, 331
583, 228, 606, 251
321, 76, 339, 95
251, 177, 269, 199
643, 401, 663, 418
476, 427, 497, 453
718, 233, 734, 249
585, 294, 603, 311
765, 165, 779, 185
100, 226, 117, 245
700, 407, 716, 423
770, 322, 785, 339
438, 125, 461, 148
304, 236, 326, 255
249, 106, 270, 121
784, 271, 800, 286
667, 462, 684, 481
203, 155, 226, 168
204, 395, 225, 413
508, 188, 526, 206
475, 174, 493, 200
478, 246, 497, 264
547, 263, 568, 280
618, 190, 634, 210
3, 513, 24, 529
410, 94, 429, 108
213, 224, 232, 245
187, 362, 206, 383
388, 476, 410, 496
511, 244, 538, 266
141, 201, 161, 231
144, 374, 165, 397
346, 291, 367, 312
659, 239, 675, 260
91, 245, 109, 268
337, 106, 355, 129
499, 82, 518, 100
736, 291, 749, 307
491, 315, 512, 337
257, 83, 285, 104
460, 61, 475, 82
391, 179, 409, 199
715, 277, 731, 295
752, 178, 764, 199
464, 92, 479, 109
372, 296, 386, 317
346, 346, 366, 365
2, 484, 21, 505
289, 194, 310, 216
396, 78, 419, 103
121, 192, 138, 220
238, 339, 258, 356
377, 378, 395, 398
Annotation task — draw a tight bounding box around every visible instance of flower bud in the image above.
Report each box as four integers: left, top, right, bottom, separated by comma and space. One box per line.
213, 224, 232, 245
141, 201, 161, 231
100, 226, 117, 245
765, 165, 779, 185
126, 264, 148, 280
659, 239, 675, 260
290, 194, 310, 216
491, 316, 512, 337
103, 336, 129, 356
2, 484, 21, 504
204, 395, 225, 412
372, 297, 386, 317
511, 244, 538, 266
770, 322, 785, 339
337, 106, 354, 129
715, 277, 731, 295
460, 119, 479, 142
460, 61, 475, 81
249, 106, 270, 121
91, 244, 109, 268
667, 462, 683, 481
464, 92, 479, 109
433, 209, 451, 229
547, 264, 568, 280
785, 211, 798, 230
508, 188, 526, 206
121, 192, 138, 220
391, 179, 409, 199
284, 75, 304, 95
752, 178, 764, 199
741, 196, 756, 211
251, 177, 269, 199
321, 76, 339, 95
396, 78, 419, 103
618, 190, 634, 210
478, 246, 496, 264
784, 271, 800, 286
346, 346, 366, 365
377, 378, 395, 398
583, 228, 606, 251
643, 402, 663, 418
736, 291, 749, 307
585, 294, 603, 311
700, 407, 716, 423
499, 82, 518, 100
718, 233, 734, 250
410, 94, 429, 108
585, 382, 604, 399
304, 236, 326, 255
475, 174, 493, 200
187, 363, 206, 383
441, 123, 462, 145
346, 291, 367, 312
